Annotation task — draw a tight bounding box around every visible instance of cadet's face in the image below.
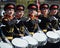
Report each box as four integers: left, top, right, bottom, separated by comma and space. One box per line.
29, 9, 37, 16
16, 10, 24, 18
50, 9, 58, 15
41, 8, 49, 15
28, 9, 38, 20
5, 9, 14, 16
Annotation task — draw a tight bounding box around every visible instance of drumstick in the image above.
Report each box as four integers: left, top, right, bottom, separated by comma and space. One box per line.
15, 19, 34, 36
16, 19, 32, 36
23, 25, 32, 36
21, 21, 32, 36
14, 23, 29, 36
37, 24, 44, 33
14, 24, 25, 37
14, 24, 21, 34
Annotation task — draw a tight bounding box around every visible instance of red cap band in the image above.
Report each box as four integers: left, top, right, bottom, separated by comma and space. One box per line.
7, 5, 14, 9
52, 6, 58, 9
31, 6, 36, 9
17, 7, 23, 10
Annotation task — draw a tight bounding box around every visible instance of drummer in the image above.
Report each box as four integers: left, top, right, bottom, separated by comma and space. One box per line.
24, 4, 39, 35
49, 4, 60, 30
47, 4, 60, 48
13, 5, 28, 38
38, 3, 52, 33
1, 3, 16, 41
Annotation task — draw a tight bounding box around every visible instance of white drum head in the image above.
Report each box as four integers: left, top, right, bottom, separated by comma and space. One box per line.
22, 36, 38, 46
0, 42, 13, 48
46, 31, 59, 39
33, 33, 47, 42
12, 38, 28, 48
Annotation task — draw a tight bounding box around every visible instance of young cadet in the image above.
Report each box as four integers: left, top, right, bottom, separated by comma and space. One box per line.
13, 5, 28, 38
24, 4, 40, 35
1, 3, 16, 41
38, 3, 52, 33
49, 4, 60, 30
47, 4, 60, 48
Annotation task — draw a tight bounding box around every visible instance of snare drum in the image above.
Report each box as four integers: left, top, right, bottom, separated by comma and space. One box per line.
12, 38, 28, 48
33, 32, 47, 46
46, 31, 60, 43
22, 36, 38, 48
0, 42, 13, 48
56, 30, 60, 35
56, 30, 60, 40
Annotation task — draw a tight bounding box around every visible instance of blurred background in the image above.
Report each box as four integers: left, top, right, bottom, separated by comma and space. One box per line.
0, 0, 60, 16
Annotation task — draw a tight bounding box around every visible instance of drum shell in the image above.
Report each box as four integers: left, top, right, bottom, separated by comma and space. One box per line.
37, 39, 47, 46
33, 32, 47, 46
28, 44, 37, 48
56, 30, 60, 36
55, 30, 60, 41
47, 36, 60, 43
46, 31, 60, 43
22, 36, 38, 48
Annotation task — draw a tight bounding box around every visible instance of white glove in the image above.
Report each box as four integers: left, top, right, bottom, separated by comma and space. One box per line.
38, 19, 41, 23
0, 24, 6, 27
16, 20, 21, 24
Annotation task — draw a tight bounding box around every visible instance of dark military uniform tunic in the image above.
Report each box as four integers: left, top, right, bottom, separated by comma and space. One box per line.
38, 15, 52, 32
54, 14, 60, 29
13, 17, 28, 38
25, 18, 38, 33
1, 17, 16, 41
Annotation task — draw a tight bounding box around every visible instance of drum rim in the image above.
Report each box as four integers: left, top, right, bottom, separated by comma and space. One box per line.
12, 38, 28, 47
22, 36, 38, 46
0, 42, 13, 48
33, 32, 47, 41
46, 32, 59, 39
